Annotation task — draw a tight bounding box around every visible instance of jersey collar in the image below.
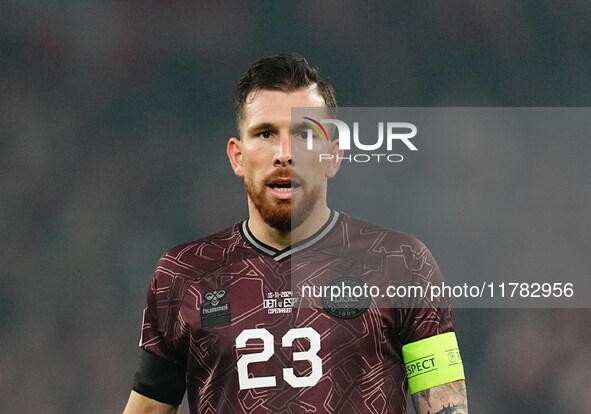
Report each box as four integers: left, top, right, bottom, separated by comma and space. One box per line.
240, 210, 341, 262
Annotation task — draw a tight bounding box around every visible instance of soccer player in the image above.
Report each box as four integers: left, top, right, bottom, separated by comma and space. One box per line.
123, 54, 468, 414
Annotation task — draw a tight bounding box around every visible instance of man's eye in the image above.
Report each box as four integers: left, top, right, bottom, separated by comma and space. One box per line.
294, 130, 310, 140
259, 131, 272, 139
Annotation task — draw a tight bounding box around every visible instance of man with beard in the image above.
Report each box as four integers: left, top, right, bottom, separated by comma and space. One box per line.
123, 54, 468, 414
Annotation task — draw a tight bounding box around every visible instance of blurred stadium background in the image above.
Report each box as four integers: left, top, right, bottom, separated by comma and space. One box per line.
1, 1, 591, 413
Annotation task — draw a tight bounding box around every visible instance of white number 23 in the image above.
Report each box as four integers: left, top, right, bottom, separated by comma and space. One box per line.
235, 327, 322, 390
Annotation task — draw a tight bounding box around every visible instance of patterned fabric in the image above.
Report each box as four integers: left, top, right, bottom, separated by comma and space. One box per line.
139, 211, 453, 413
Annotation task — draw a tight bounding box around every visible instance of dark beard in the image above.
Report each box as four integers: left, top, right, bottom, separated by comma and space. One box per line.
245, 175, 321, 232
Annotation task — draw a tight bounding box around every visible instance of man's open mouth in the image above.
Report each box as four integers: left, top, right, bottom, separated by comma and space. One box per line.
268, 181, 301, 192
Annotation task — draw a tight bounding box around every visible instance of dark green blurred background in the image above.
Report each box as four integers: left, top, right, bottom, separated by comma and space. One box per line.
2, 1, 591, 413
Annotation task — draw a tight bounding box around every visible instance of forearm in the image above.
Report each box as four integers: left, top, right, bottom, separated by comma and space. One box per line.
411, 380, 468, 414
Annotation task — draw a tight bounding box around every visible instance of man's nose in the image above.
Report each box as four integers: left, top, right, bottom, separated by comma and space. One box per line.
274, 133, 292, 166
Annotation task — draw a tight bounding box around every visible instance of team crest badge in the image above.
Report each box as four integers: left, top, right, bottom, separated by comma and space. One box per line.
323, 276, 370, 319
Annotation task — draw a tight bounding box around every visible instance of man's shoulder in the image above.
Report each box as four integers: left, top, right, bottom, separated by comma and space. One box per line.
340, 213, 428, 251
156, 222, 248, 277
337, 213, 442, 283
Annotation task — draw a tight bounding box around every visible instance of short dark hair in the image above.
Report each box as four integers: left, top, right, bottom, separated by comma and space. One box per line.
234, 53, 337, 131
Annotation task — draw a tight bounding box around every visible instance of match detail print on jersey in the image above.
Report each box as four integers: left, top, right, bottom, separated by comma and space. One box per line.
402, 332, 465, 394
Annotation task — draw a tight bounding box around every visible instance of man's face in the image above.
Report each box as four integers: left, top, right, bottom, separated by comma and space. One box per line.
228, 85, 338, 232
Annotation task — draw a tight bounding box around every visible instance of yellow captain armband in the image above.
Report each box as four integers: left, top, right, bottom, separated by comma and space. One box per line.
402, 332, 465, 394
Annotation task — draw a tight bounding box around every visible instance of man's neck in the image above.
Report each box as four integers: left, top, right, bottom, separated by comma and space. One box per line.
247, 205, 332, 250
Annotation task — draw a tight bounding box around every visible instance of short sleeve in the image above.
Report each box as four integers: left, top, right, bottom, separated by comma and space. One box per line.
139, 255, 188, 366
396, 238, 454, 345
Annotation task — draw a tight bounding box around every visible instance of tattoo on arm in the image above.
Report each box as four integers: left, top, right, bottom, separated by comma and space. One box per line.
411, 380, 468, 414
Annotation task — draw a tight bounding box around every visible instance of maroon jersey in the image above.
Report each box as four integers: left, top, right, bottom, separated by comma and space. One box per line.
139, 211, 453, 414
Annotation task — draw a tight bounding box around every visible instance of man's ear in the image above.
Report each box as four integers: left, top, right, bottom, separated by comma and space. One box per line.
227, 137, 244, 177
325, 139, 343, 178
